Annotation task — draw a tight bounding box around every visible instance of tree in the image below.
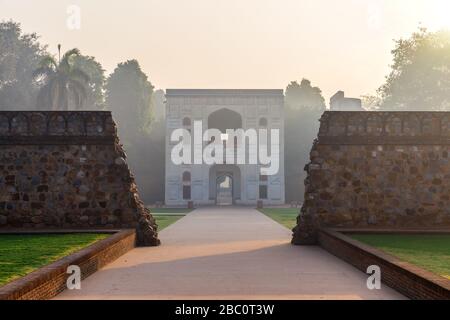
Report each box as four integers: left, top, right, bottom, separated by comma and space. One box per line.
127, 119, 166, 204
33, 47, 90, 110
284, 79, 326, 203
105, 60, 158, 203
152, 89, 166, 120
285, 79, 326, 110
378, 27, 450, 110
73, 55, 106, 110
361, 94, 381, 111
0, 21, 47, 109
105, 59, 154, 144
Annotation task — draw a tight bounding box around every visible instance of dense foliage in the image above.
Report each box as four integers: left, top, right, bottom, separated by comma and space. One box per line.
284, 79, 326, 202
33, 48, 90, 110
0, 21, 47, 109
379, 28, 450, 110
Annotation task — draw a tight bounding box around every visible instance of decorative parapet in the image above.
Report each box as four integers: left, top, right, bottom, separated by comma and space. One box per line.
165, 89, 284, 106
318, 111, 450, 145
0, 111, 116, 145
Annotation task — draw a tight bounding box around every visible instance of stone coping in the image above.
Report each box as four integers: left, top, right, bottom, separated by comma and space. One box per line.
334, 228, 450, 235
0, 229, 136, 300
0, 111, 116, 144
166, 89, 283, 96
318, 136, 450, 145
318, 228, 450, 299
0, 136, 116, 145
0, 229, 121, 235
318, 111, 450, 143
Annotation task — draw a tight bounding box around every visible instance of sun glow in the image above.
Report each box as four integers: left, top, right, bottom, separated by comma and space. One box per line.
427, 0, 450, 29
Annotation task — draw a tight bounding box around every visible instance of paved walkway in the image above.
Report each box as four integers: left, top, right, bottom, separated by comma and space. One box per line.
57, 207, 404, 300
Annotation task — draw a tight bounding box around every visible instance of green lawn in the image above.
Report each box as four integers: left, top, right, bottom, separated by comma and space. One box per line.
0, 233, 109, 286
258, 208, 299, 230
154, 215, 185, 230
351, 234, 450, 279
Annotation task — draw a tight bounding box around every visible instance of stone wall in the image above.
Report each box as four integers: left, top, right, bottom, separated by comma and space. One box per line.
0, 111, 159, 246
293, 111, 450, 244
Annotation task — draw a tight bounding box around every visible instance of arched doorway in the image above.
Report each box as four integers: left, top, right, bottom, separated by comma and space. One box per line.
216, 174, 233, 206
209, 165, 241, 205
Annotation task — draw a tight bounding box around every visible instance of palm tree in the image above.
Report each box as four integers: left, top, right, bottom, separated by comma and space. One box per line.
33, 46, 90, 110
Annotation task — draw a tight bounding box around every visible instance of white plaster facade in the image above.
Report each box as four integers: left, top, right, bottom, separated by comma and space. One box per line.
165, 89, 285, 206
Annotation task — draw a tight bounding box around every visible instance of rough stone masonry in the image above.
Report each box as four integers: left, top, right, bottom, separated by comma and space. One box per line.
0, 111, 159, 246
293, 111, 450, 245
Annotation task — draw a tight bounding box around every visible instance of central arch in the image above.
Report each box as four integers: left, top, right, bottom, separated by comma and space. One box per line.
208, 108, 242, 133
209, 165, 241, 205
207, 109, 243, 206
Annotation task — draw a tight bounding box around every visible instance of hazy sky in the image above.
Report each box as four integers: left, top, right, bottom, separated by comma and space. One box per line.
1, 0, 449, 101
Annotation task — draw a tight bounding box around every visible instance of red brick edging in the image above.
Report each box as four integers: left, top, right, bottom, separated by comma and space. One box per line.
0, 229, 136, 300
318, 228, 450, 300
